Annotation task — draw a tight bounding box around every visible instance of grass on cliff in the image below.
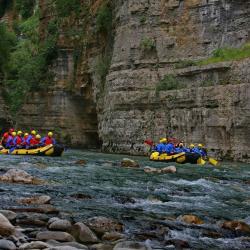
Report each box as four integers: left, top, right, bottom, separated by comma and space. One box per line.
198, 43, 250, 65
156, 75, 184, 92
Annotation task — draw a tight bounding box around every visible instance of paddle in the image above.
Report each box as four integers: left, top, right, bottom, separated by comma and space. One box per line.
208, 157, 219, 166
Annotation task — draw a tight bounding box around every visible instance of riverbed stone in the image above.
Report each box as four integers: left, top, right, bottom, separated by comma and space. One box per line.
18, 195, 51, 205
178, 215, 204, 225
0, 169, 44, 184
86, 216, 124, 235
161, 166, 177, 173
102, 232, 126, 241
46, 240, 88, 249
121, 158, 139, 168
48, 219, 72, 231
70, 222, 98, 243
0, 213, 15, 236
90, 243, 114, 250
113, 241, 152, 250
143, 167, 161, 174
0, 210, 17, 221
19, 241, 49, 249
0, 239, 16, 250
36, 231, 75, 242
222, 221, 250, 235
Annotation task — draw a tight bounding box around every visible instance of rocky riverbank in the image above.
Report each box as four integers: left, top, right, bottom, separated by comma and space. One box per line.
0, 151, 250, 249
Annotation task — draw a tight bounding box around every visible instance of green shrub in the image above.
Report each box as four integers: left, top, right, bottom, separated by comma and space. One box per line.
140, 38, 156, 51
55, 0, 81, 17
198, 43, 250, 65
156, 75, 183, 92
175, 60, 197, 69
96, 55, 111, 82
96, 4, 112, 34
15, 0, 36, 19
140, 16, 146, 24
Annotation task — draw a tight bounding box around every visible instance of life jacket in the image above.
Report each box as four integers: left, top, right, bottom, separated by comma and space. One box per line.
25, 135, 34, 145
23, 135, 29, 145
43, 136, 54, 145
14, 136, 23, 145
2, 132, 9, 144
30, 137, 39, 145
6, 135, 14, 147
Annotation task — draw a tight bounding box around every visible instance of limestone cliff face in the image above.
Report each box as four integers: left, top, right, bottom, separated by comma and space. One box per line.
17, 0, 250, 161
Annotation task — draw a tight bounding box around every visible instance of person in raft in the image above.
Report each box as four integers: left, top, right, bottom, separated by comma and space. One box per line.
41, 132, 56, 146
1, 128, 14, 147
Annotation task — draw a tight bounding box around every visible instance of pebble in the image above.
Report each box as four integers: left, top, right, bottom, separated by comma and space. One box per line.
0, 239, 17, 250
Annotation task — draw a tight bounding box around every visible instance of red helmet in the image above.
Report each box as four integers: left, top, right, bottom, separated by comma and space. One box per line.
9, 128, 14, 133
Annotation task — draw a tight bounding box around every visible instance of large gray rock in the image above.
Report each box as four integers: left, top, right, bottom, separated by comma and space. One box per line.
0, 213, 15, 236
0, 239, 16, 250
121, 158, 140, 168
48, 218, 72, 231
0, 210, 17, 221
70, 222, 98, 243
36, 231, 74, 242
86, 216, 124, 235
19, 241, 49, 249
161, 166, 177, 174
113, 241, 152, 250
18, 195, 51, 205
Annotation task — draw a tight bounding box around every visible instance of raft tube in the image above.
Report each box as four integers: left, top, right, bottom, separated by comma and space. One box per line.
0, 144, 64, 157
150, 151, 202, 164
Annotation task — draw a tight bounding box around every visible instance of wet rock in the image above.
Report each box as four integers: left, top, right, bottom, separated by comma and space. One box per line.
161, 166, 177, 174
143, 167, 161, 174
16, 213, 49, 227
0, 213, 15, 236
86, 217, 124, 235
102, 232, 126, 241
36, 231, 75, 242
9, 205, 59, 214
70, 222, 98, 243
90, 243, 114, 250
222, 221, 250, 235
46, 239, 88, 249
113, 241, 152, 250
0, 239, 16, 250
70, 193, 92, 200
178, 215, 204, 225
202, 230, 222, 239
0, 210, 17, 221
19, 241, 49, 249
18, 195, 51, 205
0, 169, 44, 184
48, 219, 72, 231
121, 158, 140, 168
75, 160, 87, 165
165, 239, 189, 249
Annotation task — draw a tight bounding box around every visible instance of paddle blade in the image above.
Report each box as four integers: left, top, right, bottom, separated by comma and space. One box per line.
209, 157, 219, 166
197, 157, 206, 166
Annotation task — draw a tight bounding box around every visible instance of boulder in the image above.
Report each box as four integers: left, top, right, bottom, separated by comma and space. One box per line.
121, 158, 139, 168
0, 239, 16, 250
70, 222, 98, 243
113, 241, 152, 250
0, 213, 15, 236
86, 216, 124, 235
143, 167, 161, 174
48, 219, 72, 231
0, 169, 43, 184
46, 240, 88, 249
90, 243, 114, 250
36, 231, 75, 242
19, 241, 49, 249
0, 210, 17, 221
102, 232, 126, 241
18, 195, 51, 205
178, 215, 204, 225
161, 166, 177, 173
222, 221, 250, 235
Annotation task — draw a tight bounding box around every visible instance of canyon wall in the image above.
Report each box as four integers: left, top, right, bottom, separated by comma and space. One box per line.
17, 0, 250, 161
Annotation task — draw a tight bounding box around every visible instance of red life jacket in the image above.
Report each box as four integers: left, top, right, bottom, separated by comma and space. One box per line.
2, 132, 9, 143
15, 136, 22, 145
30, 137, 39, 145
44, 136, 53, 145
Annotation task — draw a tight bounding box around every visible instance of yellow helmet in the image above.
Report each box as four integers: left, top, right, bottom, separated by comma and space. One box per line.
160, 138, 167, 143
24, 133, 29, 137
17, 130, 22, 135
190, 144, 195, 148
12, 132, 16, 136
48, 132, 53, 137
198, 144, 203, 148
36, 134, 41, 139
31, 130, 36, 135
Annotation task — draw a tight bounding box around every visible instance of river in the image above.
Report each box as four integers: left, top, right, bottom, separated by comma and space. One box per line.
0, 150, 250, 249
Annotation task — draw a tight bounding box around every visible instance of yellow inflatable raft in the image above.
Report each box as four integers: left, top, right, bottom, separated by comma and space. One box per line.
0, 144, 64, 157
